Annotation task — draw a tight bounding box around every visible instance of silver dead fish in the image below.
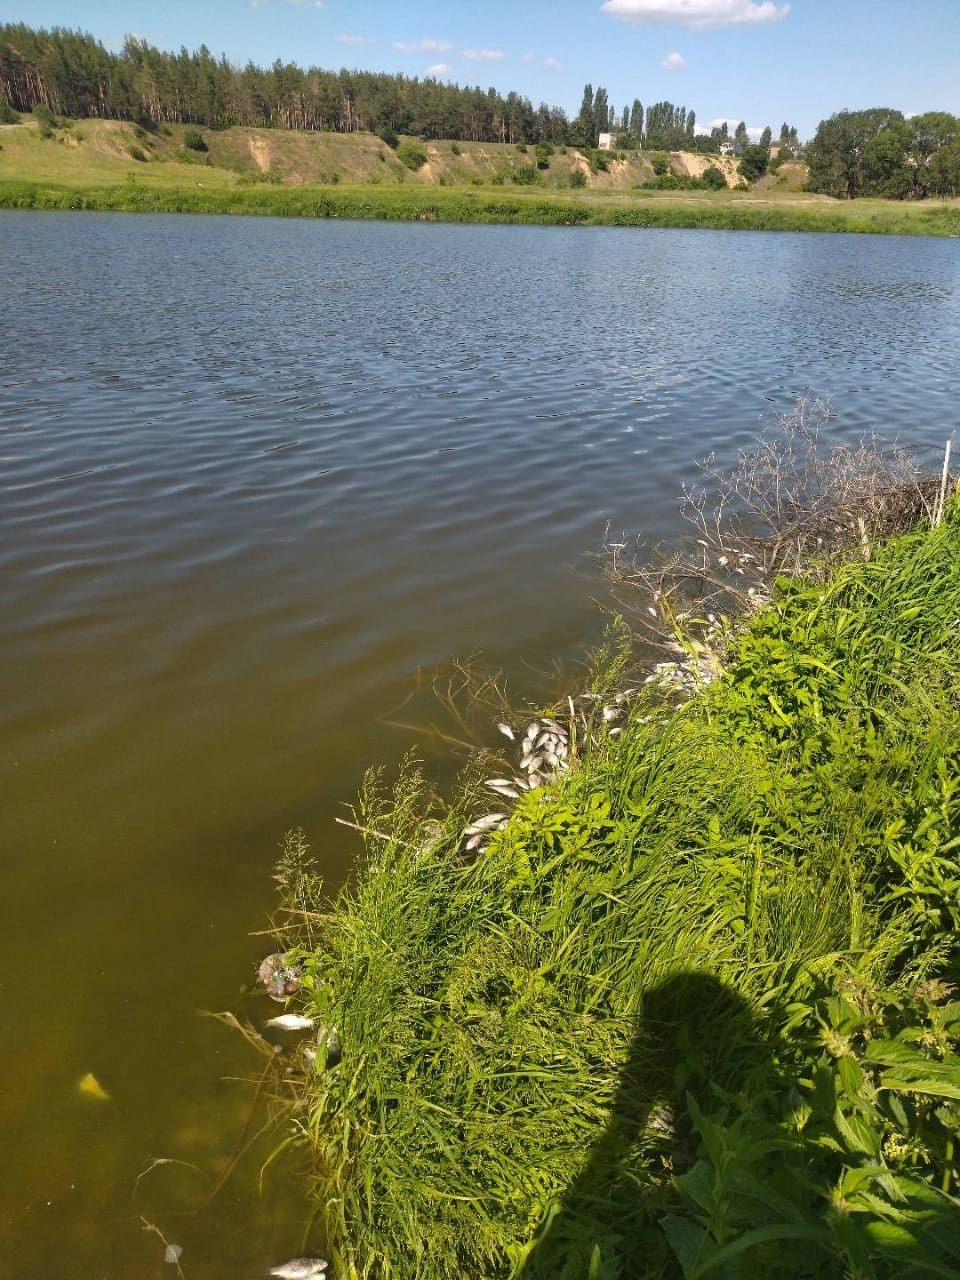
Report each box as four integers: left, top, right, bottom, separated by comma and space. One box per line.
267, 1258, 329, 1280
266, 1014, 316, 1031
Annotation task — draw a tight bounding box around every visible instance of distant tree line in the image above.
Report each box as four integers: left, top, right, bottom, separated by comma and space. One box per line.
0, 24, 568, 143
806, 108, 960, 198
1, 23, 786, 165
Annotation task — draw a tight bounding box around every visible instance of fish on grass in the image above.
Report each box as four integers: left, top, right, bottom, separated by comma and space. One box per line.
268, 1259, 328, 1279
266, 1013, 316, 1031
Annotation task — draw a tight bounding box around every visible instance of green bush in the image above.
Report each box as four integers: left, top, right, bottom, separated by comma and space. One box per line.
568, 168, 587, 188
738, 143, 770, 183
183, 128, 207, 152
534, 142, 553, 170
512, 164, 540, 185
378, 126, 399, 149
0, 95, 18, 124
396, 141, 427, 171
515, 142, 527, 153
128, 145, 148, 162
702, 165, 727, 189
650, 150, 670, 175
450, 142, 461, 156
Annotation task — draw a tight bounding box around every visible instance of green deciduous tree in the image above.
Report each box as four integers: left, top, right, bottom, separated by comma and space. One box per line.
738, 143, 769, 183
806, 107, 905, 198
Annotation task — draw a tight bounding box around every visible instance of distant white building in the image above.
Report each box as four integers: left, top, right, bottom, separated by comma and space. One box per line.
597, 132, 615, 151
719, 141, 734, 156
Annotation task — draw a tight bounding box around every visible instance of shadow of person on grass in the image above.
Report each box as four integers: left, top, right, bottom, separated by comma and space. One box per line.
516, 970, 767, 1280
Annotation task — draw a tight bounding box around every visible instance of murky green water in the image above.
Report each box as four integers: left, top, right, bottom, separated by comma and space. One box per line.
2, 213, 958, 1275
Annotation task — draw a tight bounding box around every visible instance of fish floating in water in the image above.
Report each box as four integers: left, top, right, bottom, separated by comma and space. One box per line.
268, 1257, 329, 1279
258, 952, 302, 1002
267, 1013, 316, 1031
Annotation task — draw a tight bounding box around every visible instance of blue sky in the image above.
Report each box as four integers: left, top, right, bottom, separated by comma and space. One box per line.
4, 0, 960, 140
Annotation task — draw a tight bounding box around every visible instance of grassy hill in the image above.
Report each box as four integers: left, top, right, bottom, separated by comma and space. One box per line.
0, 113, 750, 189
3, 113, 960, 236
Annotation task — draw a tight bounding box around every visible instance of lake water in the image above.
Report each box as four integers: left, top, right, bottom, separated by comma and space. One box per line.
2, 212, 959, 1276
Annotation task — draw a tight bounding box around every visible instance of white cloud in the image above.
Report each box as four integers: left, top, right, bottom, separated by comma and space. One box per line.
521, 50, 536, 62
462, 48, 505, 61
336, 32, 375, 45
710, 117, 766, 140
661, 51, 687, 69
601, 0, 789, 30
393, 38, 453, 53
426, 62, 452, 75
543, 56, 563, 70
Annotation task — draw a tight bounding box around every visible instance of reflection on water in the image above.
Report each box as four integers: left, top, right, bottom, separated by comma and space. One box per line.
1, 213, 959, 1274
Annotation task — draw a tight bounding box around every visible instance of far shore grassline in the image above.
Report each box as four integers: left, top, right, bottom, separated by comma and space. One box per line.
3, 179, 960, 235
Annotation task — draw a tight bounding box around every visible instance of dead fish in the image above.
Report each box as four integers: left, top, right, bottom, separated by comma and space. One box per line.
464, 833, 486, 852
496, 722, 515, 741
268, 1259, 329, 1280
525, 721, 541, 740
486, 779, 521, 798
164, 1243, 183, 1265
258, 952, 302, 1002
602, 706, 621, 722
319, 1025, 341, 1064
267, 1014, 316, 1031
464, 813, 507, 835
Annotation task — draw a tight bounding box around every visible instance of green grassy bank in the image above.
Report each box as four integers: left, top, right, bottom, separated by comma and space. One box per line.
270, 498, 960, 1279
4, 176, 960, 235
